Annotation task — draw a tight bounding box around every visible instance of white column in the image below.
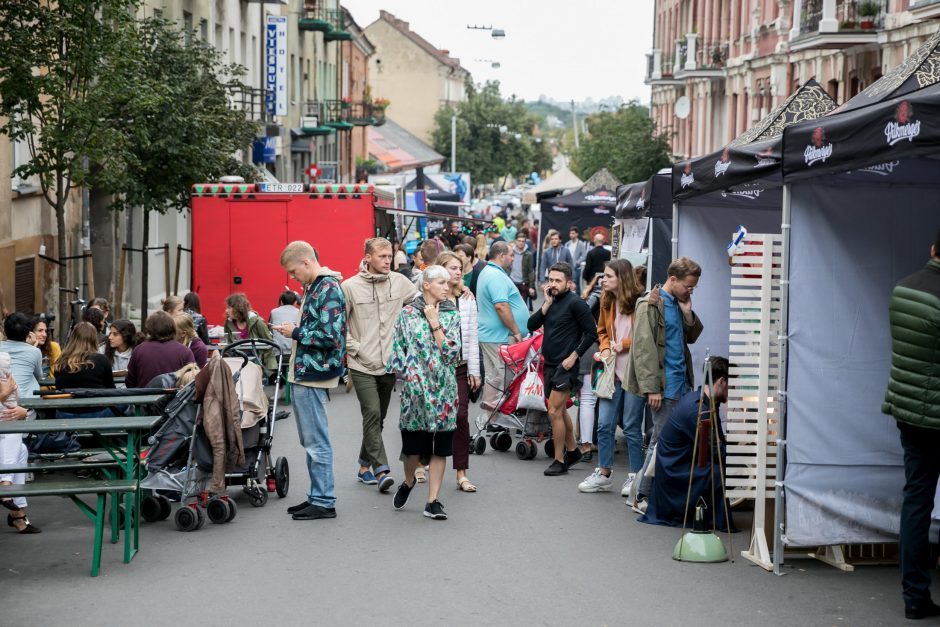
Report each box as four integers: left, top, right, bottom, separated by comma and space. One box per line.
652, 49, 663, 80
819, 0, 838, 32
685, 33, 698, 70
673, 41, 682, 74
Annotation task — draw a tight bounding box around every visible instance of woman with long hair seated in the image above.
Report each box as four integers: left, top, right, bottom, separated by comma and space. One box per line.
173, 313, 208, 368
29, 314, 60, 378
54, 322, 116, 418
223, 293, 276, 373
103, 320, 140, 372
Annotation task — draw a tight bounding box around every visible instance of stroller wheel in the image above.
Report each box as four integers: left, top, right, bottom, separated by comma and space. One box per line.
543, 439, 555, 460
207, 497, 231, 524
495, 431, 513, 451
473, 436, 487, 456
141, 496, 162, 523
275, 457, 290, 498
174, 505, 200, 532
194, 506, 206, 530
515, 441, 529, 460
226, 499, 238, 522
245, 486, 269, 508
156, 495, 172, 521
526, 441, 538, 460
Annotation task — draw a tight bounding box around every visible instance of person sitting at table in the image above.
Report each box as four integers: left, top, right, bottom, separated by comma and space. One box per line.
173, 313, 208, 368
54, 322, 116, 418
0, 313, 43, 404
125, 311, 195, 388
80, 306, 107, 347
183, 292, 210, 345
29, 313, 60, 379
223, 293, 276, 374
102, 319, 140, 372
0, 367, 40, 534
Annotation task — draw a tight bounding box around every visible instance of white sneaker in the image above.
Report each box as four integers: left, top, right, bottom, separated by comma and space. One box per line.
620, 473, 636, 498
578, 469, 613, 493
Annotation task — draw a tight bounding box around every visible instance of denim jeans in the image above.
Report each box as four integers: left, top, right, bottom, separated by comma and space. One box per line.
897, 422, 940, 608
635, 398, 677, 500
292, 385, 336, 509
597, 385, 646, 474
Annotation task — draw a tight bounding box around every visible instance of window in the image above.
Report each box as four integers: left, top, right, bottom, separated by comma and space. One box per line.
11, 136, 38, 193
153, 8, 162, 19
215, 24, 223, 49
200, 19, 208, 42
241, 32, 247, 67
183, 12, 193, 45
15, 258, 35, 314
229, 28, 236, 64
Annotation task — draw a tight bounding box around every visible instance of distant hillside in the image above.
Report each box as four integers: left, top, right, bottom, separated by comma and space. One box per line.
525, 101, 572, 127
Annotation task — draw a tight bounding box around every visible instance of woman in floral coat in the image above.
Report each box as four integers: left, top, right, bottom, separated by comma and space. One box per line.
387, 265, 462, 520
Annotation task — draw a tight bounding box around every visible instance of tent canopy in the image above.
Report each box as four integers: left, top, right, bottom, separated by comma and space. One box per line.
674, 80, 837, 200
783, 33, 940, 180
615, 168, 672, 219
522, 166, 583, 204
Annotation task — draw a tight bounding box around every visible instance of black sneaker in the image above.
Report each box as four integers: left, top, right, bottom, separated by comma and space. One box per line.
291, 504, 337, 520
393, 481, 413, 510
564, 448, 584, 468
906, 601, 940, 620
287, 500, 311, 515
423, 500, 447, 520
544, 460, 568, 476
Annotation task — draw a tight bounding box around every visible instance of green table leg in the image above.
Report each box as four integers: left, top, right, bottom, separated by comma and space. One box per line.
123, 430, 137, 563
92, 493, 105, 577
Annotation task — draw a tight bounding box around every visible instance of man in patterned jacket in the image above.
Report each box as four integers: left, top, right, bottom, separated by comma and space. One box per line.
275, 241, 347, 521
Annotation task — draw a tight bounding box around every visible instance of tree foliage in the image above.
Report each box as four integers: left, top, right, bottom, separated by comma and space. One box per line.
0, 0, 139, 321
572, 103, 672, 183
431, 80, 551, 184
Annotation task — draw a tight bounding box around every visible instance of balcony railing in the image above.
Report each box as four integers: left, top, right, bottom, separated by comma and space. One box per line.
228, 85, 265, 123
301, 100, 382, 133
298, 5, 352, 40
799, 0, 885, 35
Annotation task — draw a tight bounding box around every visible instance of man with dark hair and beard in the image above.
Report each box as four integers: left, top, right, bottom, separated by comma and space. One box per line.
527, 262, 598, 476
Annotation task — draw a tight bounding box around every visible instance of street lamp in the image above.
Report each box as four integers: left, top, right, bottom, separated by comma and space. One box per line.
467, 24, 507, 39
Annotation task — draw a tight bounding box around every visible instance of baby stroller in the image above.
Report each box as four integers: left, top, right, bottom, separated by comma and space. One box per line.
139, 339, 290, 531
469, 331, 557, 459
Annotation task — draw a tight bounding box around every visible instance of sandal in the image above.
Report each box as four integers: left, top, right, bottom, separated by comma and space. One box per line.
456, 477, 477, 493
7, 513, 41, 534
414, 467, 427, 483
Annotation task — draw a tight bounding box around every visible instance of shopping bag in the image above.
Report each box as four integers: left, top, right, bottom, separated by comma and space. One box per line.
516, 362, 547, 412
593, 352, 617, 399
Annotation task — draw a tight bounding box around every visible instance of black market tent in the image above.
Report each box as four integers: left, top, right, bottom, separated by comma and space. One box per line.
614, 168, 673, 288
539, 169, 621, 262
405, 176, 461, 216
772, 31, 940, 565
673, 79, 837, 199
669, 81, 836, 387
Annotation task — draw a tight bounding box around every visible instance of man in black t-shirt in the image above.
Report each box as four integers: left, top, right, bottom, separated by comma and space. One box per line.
582, 233, 611, 292
527, 262, 598, 476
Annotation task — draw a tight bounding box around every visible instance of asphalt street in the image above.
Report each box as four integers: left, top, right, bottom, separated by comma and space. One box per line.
0, 384, 930, 626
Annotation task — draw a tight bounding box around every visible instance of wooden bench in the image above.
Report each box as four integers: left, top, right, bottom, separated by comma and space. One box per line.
0, 479, 136, 576
0, 460, 120, 475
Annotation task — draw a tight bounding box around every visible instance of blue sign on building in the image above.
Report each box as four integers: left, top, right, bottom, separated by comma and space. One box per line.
252, 136, 277, 164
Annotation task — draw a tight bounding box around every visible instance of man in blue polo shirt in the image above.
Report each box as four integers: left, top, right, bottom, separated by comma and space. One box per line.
477, 241, 530, 410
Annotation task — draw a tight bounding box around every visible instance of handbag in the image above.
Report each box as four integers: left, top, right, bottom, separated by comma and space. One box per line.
516, 361, 547, 412
26, 431, 80, 455
593, 351, 617, 399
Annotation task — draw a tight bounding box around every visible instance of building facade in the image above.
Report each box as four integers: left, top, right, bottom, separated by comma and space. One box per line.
364, 10, 470, 142
647, 0, 939, 160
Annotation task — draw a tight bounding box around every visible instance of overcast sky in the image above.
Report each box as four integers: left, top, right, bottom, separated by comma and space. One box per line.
341, 0, 654, 104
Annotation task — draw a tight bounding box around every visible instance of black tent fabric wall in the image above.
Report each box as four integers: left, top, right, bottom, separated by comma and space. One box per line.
615, 170, 673, 285
540, 187, 618, 244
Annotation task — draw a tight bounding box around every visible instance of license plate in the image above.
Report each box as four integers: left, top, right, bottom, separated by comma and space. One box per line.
260, 183, 304, 193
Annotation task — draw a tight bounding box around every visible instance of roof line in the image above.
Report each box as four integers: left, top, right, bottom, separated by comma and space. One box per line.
376, 10, 469, 75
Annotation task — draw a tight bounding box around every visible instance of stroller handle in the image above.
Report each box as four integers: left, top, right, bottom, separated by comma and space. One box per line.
220, 338, 282, 354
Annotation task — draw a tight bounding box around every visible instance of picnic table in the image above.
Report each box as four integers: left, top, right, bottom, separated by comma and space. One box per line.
39, 376, 126, 387
0, 414, 163, 576
20, 393, 167, 416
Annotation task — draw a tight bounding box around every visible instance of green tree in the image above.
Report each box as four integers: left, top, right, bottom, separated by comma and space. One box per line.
572, 103, 672, 183
94, 17, 258, 320
431, 80, 551, 185
0, 0, 138, 323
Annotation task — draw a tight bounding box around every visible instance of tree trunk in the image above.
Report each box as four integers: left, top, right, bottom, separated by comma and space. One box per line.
140, 208, 149, 328
56, 199, 69, 334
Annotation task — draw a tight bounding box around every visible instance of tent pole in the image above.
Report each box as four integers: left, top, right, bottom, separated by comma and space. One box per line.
671, 201, 678, 259
647, 218, 654, 292
773, 182, 793, 577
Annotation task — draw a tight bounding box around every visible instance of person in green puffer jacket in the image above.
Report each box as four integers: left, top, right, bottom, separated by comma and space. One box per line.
882, 229, 940, 621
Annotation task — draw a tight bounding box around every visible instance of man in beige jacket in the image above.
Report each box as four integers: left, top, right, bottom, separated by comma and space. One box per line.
342, 237, 418, 493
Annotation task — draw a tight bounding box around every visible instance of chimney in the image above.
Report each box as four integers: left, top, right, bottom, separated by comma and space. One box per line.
440, 49, 449, 56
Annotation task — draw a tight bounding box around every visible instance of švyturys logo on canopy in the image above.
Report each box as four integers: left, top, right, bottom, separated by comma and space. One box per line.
680, 161, 695, 188
885, 101, 921, 146
804, 127, 833, 166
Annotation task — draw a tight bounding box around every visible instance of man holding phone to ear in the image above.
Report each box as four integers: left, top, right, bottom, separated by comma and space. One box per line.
623, 257, 704, 513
